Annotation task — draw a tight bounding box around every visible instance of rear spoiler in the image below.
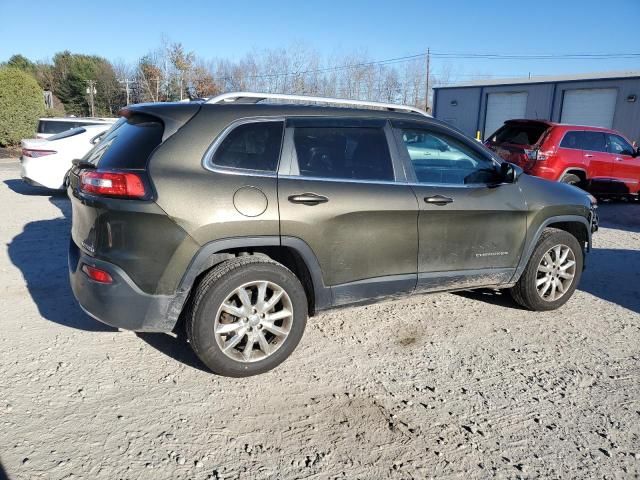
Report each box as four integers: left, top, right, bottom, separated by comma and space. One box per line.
118, 103, 202, 141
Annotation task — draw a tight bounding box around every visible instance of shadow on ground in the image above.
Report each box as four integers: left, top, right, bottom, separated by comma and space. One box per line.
6, 180, 115, 332
0, 459, 9, 480
5, 179, 208, 370
137, 331, 208, 372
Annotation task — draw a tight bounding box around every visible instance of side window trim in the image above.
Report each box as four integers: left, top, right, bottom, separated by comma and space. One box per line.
202, 116, 286, 177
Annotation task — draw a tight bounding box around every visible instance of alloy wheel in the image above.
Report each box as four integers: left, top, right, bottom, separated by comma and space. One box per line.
214, 281, 293, 362
535, 244, 576, 302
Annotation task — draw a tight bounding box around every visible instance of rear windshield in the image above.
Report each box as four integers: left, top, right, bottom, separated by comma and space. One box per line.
38, 120, 106, 134
83, 115, 163, 169
489, 124, 548, 146
47, 127, 86, 141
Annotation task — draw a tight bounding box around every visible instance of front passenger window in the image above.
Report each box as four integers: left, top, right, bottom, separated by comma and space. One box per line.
399, 128, 500, 185
607, 134, 634, 156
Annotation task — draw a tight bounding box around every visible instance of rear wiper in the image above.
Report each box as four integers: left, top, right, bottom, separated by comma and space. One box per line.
71, 159, 96, 169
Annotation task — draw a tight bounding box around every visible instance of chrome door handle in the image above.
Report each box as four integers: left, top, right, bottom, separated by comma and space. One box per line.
424, 195, 454, 206
584, 154, 594, 158
615, 157, 623, 162
288, 193, 329, 205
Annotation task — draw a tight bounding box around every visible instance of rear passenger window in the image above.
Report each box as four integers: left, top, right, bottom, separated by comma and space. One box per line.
213, 121, 284, 172
293, 127, 394, 181
560, 131, 606, 152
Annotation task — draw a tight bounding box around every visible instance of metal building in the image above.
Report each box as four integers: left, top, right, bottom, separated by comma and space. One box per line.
433, 71, 640, 143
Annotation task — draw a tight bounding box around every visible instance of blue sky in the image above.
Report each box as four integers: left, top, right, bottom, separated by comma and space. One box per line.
1, 0, 639, 80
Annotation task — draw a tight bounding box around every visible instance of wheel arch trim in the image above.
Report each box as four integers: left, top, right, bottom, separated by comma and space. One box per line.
171, 236, 332, 320
511, 215, 591, 283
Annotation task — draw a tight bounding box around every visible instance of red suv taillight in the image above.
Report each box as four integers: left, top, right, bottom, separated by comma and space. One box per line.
79, 170, 147, 198
22, 148, 57, 158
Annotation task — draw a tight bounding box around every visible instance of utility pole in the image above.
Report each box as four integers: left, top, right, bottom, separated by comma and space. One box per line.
424, 48, 431, 113
119, 78, 132, 105
86, 80, 97, 117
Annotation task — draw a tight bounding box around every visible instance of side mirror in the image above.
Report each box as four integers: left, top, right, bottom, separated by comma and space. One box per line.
500, 162, 522, 183
634, 146, 640, 158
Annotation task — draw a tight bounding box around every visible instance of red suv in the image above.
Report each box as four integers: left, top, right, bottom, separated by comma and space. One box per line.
485, 120, 640, 198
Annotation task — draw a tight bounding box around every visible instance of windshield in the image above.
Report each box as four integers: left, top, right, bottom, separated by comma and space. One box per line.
83, 115, 163, 169
489, 124, 548, 146
46, 127, 86, 142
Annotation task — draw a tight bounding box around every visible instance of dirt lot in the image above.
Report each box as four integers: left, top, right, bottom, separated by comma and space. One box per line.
0, 157, 639, 480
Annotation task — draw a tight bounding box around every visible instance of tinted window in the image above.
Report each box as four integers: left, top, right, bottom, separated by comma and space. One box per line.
293, 127, 393, 181
560, 131, 606, 152
213, 121, 284, 172
400, 128, 500, 185
47, 127, 86, 141
84, 115, 163, 169
491, 124, 548, 146
607, 134, 634, 156
38, 120, 80, 134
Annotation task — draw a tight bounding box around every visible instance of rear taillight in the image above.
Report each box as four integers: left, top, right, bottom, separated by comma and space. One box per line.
79, 170, 147, 198
22, 148, 56, 158
81, 264, 113, 284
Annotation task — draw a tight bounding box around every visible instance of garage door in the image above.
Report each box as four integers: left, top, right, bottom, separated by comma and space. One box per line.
561, 88, 617, 128
484, 92, 528, 138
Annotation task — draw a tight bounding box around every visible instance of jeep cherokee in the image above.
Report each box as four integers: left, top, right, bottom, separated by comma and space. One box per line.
67, 92, 598, 377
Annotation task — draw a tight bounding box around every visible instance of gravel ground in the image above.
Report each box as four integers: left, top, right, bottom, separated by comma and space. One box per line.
0, 157, 639, 480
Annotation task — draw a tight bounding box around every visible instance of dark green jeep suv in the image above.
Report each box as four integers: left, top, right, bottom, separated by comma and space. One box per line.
67, 92, 598, 376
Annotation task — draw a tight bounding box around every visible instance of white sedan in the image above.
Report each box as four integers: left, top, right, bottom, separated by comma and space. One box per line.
20, 124, 114, 190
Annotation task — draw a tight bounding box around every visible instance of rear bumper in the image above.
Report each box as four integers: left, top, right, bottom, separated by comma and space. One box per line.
68, 240, 182, 332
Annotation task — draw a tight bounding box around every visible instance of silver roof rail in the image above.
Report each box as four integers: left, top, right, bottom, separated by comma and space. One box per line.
205, 91, 430, 117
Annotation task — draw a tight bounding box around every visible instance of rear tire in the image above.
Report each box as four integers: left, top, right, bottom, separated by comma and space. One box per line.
560, 173, 582, 186
186, 256, 308, 377
510, 228, 583, 311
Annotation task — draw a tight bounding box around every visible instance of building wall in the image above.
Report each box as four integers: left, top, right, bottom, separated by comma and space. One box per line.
432, 87, 481, 137
434, 77, 640, 142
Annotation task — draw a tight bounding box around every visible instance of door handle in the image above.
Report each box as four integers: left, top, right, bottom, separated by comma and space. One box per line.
615, 157, 623, 162
424, 195, 454, 206
584, 154, 594, 158
288, 193, 329, 205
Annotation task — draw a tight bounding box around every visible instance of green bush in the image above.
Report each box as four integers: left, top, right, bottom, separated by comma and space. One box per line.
0, 67, 45, 146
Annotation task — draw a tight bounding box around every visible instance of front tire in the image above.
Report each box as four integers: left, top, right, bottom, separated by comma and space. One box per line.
510, 228, 583, 311
186, 256, 308, 377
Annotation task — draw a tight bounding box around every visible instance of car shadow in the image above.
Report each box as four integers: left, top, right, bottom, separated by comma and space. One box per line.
458, 247, 640, 314
596, 201, 640, 234
5, 179, 210, 370
455, 288, 523, 310
0, 459, 9, 480
136, 330, 209, 372
6, 181, 116, 332
579, 247, 640, 314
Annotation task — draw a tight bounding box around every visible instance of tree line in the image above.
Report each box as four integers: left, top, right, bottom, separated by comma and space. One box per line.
3, 40, 453, 118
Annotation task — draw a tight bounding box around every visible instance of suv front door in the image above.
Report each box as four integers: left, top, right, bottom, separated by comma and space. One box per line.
606, 133, 640, 195
277, 118, 419, 305
392, 121, 528, 291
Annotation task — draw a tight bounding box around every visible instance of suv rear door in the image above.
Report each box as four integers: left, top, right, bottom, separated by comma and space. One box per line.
393, 121, 527, 291
277, 118, 419, 305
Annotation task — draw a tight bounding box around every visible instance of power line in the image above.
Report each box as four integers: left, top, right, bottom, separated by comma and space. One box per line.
211, 50, 640, 82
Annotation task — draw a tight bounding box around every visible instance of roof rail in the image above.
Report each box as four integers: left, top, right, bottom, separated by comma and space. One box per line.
205, 91, 430, 117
